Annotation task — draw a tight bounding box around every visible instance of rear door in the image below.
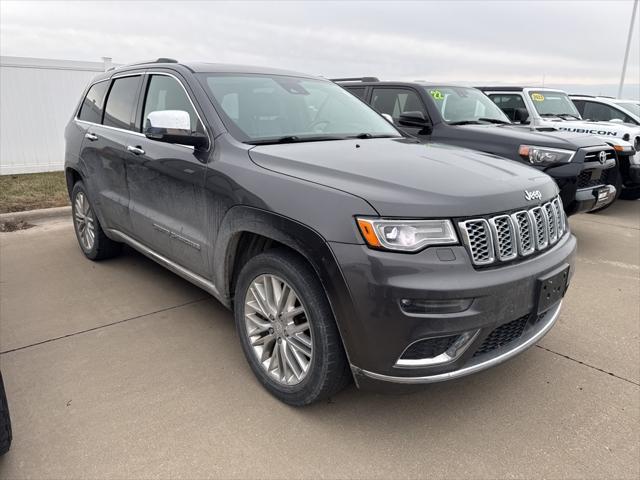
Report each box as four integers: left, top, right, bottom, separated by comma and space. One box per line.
78, 74, 143, 233
125, 72, 210, 277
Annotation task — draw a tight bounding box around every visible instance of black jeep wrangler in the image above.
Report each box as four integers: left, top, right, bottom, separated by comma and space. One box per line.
336, 78, 618, 215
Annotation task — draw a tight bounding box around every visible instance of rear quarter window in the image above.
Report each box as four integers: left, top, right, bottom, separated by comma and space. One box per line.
77, 81, 109, 123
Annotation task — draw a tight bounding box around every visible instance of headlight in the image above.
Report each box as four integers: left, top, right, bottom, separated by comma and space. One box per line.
356, 218, 458, 252
518, 145, 575, 166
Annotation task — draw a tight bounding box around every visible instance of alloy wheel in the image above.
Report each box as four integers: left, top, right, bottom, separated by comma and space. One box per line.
74, 191, 96, 251
244, 274, 313, 385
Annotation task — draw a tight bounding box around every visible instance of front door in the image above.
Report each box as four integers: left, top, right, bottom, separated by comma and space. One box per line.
126, 73, 210, 278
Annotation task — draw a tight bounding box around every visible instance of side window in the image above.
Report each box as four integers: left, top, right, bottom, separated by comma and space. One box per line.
142, 75, 201, 132
582, 101, 633, 123
77, 81, 109, 123
103, 76, 142, 130
488, 94, 527, 122
371, 88, 425, 123
572, 99, 586, 116
346, 87, 366, 100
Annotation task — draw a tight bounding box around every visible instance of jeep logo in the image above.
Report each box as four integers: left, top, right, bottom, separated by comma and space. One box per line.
524, 190, 542, 201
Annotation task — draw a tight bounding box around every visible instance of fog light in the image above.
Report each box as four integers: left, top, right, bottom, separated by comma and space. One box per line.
399, 298, 473, 314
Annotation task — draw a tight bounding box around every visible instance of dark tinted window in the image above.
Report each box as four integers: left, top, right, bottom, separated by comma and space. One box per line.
581, 101, 634, 123
78, 81, 109, 123
142, 75, 201, 132
103, 76, 141, 130
371, 88, 425, 123
488, 94, 528, 122
346, 87, 366, 100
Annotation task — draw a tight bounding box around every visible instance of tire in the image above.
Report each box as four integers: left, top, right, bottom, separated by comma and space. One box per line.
234, 250, 351, 406
620, 185, 640, 200
71, 181, 121, 260
587, 168, 622, 214
0, 372, 12, 456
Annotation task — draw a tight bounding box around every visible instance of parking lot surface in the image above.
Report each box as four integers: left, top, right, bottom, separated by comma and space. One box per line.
0, 202, 638, 479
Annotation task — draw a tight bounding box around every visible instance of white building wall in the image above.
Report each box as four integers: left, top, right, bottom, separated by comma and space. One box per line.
0, 56, 112, 175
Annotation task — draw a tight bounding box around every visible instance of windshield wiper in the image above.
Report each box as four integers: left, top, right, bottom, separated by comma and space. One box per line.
349, 133, 399, 139
448, 120, 483, 125
540, 113, 579, 120
246, 135, 345, 145
478, 117, 510, 124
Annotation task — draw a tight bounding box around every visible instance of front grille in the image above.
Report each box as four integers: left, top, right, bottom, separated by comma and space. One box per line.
577, 167, 614, 189
400, 335, 459, 360
459, 195, 567, 266
473, 314, 530, 357
584, 149, 616, 163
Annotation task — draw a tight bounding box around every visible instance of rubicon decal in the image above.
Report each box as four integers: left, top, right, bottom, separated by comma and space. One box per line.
557, 127, 617, 136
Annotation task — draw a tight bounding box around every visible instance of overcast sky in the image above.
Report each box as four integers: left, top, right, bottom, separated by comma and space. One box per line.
1, 0, 639, 97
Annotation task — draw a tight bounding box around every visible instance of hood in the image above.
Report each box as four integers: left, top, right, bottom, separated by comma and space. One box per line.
248, 138, 558, 217
456, 123, 605, 149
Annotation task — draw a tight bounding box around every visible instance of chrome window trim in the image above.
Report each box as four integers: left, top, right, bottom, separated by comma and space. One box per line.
74, 70, 211, 152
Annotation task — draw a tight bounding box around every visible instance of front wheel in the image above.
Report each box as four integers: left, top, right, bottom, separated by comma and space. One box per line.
234, 250, 351, 406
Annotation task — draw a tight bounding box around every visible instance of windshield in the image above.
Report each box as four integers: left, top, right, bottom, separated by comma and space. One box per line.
425, 86, 510, 124
529, 91, 581, 118
615, 101, 640, 117
198, 74, 400, 143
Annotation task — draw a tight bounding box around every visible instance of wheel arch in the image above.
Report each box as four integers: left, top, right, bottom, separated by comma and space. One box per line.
213, 206, 360, 367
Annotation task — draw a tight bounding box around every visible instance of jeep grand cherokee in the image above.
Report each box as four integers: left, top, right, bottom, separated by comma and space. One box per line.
65, 59, 576, 405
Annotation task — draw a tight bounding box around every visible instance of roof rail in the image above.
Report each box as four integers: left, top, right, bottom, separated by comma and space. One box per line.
113, 58, 179, 70
331, 77, 380, 83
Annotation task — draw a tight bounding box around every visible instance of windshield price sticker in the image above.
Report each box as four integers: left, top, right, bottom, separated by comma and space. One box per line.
531, 93, 545, 102
430, 90, 444, 100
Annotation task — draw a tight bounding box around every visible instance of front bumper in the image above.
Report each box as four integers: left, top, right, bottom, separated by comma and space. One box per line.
329, 232, 576, 389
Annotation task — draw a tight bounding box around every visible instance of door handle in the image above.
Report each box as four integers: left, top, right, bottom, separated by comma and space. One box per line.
85, 132, 98, 141
126, 145, 145, 156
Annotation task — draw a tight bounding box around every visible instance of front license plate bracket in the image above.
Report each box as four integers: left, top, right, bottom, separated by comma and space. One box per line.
536, 265, 570, 314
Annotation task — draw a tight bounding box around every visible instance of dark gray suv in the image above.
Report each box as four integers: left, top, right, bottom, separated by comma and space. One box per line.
65, 59, 576, 405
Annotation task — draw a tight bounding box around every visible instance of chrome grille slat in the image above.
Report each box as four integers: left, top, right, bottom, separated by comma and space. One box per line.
458, 219, 494, 265
489, 215, 517, 261
544, 203, 557, 244
460, 196, 567, 266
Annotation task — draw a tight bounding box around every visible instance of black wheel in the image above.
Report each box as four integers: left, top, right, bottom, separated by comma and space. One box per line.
0, 372, 12, 456
587, 168, 622, 213
234, 250, 351, 406
71, 181, 121, 260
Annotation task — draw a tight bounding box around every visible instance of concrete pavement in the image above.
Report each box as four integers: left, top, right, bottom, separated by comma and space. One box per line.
0, 201, 638, 479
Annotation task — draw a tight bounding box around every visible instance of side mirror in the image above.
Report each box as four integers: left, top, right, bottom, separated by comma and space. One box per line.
381, 113, 394, 124
514, 108, 530, 124
144, 110, 208, 149
398, 110, 429, 127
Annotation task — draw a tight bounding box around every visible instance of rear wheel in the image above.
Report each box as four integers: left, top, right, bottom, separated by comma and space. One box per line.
234, 250, 351, 406
71, 181, 122, 260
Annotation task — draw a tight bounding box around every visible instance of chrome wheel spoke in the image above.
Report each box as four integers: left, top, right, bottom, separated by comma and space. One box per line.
74, 191, 96, 251
244, 274, 313, 386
